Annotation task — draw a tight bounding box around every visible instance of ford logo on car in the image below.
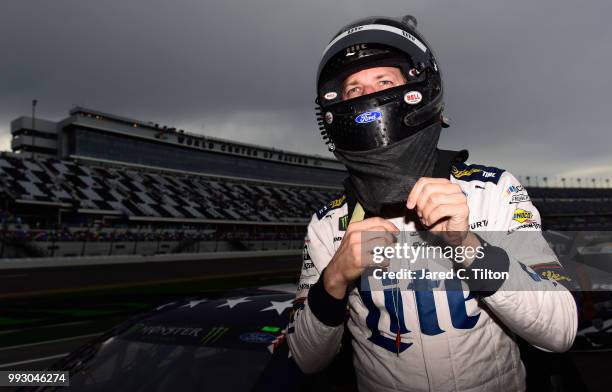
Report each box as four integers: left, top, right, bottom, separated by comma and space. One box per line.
239, 332, 277, 344
354, 111, 382, 124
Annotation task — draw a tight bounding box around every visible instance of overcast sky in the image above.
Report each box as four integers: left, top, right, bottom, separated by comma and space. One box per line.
1, 0, 611, 186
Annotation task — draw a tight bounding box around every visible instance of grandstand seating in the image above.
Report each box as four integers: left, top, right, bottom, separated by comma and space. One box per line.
3, 153, 612, 258
2, 154, 612, 226
528, 187, 612, 229
0, 154, 338, 224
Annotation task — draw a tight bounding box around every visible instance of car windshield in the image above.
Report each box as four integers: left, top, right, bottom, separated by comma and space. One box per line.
50, 337, 272, 391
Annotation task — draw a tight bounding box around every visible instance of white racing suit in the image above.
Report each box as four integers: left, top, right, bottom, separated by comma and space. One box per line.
287, 153, 577, 392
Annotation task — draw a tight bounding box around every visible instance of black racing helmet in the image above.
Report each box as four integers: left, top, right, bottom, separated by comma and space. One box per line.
316, 15, 446, 151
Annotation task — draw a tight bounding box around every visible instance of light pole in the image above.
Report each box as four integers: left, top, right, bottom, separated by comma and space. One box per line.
31, 99, 37, 129
31, 99, 38, 156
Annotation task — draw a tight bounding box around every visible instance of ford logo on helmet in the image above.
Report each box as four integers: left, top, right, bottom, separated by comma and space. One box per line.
354, 111, 382, 124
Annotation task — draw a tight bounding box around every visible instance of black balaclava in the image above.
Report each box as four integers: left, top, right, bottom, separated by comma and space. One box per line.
334, 122, 441, 215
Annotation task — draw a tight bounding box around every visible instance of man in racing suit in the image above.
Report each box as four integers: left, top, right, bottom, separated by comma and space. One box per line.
286, 15, 577, 392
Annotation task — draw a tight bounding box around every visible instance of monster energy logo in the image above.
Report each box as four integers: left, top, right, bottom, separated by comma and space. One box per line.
200, 326, 229, 345
339, 214, 349, 231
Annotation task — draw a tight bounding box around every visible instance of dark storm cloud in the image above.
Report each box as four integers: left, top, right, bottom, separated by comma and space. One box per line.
1, 0, 611, 181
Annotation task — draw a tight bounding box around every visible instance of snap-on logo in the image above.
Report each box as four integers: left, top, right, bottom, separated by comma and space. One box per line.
404, 91, 422, 105
355, 111, 382, 124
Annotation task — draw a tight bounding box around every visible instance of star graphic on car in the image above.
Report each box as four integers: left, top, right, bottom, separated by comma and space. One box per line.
217, 297, 252, 309
260, 299, 293, 315
155, 301, 177, 311
180, 299, 208, 308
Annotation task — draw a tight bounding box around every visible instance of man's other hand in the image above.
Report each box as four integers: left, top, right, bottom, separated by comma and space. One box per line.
324, 217, 399, 299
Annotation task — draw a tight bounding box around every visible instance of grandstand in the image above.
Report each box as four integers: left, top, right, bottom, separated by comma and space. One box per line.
2, 107, 347, 259
10, 106, 346, 187
0, 152, 343, 258
2, 106, 612, 260
0, 107, 345, 258
529, 187, 612, 230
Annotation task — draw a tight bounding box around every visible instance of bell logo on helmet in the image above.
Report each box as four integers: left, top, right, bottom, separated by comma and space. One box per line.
404, 91, 422, 105
355, 111, 382, 124
324, 92, 338, 100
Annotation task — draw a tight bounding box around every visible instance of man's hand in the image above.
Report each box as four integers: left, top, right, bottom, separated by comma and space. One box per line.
324, 217, 399, 299
406, 177, 470, 246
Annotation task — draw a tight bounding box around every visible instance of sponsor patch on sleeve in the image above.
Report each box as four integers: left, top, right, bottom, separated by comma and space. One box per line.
469, 219, 488, 230
302, 243, 311, 261
512, 208, 533, 223
339, 214, 349, 231
530, 262, 573, 283
316, 194, 347, 219
508, 207, 542, 232
451, 162, 505, 184
504, 183, 531, 204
